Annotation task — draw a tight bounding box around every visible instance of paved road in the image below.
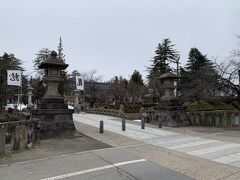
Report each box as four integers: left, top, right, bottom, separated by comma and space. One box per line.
73, 113, 240, 169
0, 148, 191, 180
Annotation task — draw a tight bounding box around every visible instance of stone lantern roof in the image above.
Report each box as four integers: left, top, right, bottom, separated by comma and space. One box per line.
39, 51, 68, 69
158, 72, 178, 80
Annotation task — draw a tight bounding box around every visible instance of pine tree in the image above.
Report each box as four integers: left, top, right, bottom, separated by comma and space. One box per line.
57, 37, 65, 61
148, 38, 179, 96
129, 70, 145, 99
130, 70, 143, 85
33, 48, 51, 76
179, 48, 218, 101
186, 48, 214, 74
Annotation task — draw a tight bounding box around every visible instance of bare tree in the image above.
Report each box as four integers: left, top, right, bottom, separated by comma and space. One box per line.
84, 70, 102, 106
213, 35, 240, 99
108, 76, 128, 105
214, 57, 240, 97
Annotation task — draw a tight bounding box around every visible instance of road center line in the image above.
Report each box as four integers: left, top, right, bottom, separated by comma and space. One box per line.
40, 159, 146, 180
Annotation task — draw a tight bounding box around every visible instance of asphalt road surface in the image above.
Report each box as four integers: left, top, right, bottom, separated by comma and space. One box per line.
0, 148, 192, 180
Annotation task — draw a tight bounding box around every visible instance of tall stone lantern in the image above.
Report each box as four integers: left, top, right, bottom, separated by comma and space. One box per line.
159, 71, 179, 104
39, 51, 68, 98
32, 51, 76, 138
39, 51, 68, 108
27, 82, 33, 107
154, 70, 189, 127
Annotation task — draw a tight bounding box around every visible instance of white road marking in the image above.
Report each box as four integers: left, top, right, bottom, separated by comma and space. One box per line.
0, 144, 146, 168
40, 159, 146, 180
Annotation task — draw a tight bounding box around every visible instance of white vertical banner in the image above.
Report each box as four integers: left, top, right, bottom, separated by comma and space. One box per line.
7, 70, 22, 86
76, 76, 84, 90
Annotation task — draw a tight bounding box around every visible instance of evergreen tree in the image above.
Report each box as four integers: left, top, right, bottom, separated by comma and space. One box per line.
179, 48, 219, 101
57, 37, 65, 61
148, 38, 179, 96
185, 48, 213, 74
33, 48, 51, 76
130, 70, 144, 85
129, 70, 145, 99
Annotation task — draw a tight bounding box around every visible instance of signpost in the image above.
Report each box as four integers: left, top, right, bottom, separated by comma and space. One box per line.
75, 75, 85, 112
7, 70, 22, 109
7, 70, 22, 86
76, 76, 84, 91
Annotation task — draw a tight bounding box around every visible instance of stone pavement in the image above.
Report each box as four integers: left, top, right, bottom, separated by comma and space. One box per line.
73, 113, 240, 180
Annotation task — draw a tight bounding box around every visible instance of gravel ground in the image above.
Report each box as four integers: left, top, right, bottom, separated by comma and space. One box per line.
0, 133, 111, 165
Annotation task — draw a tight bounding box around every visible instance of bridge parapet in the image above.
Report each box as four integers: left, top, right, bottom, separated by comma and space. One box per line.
85, 108, 124, 118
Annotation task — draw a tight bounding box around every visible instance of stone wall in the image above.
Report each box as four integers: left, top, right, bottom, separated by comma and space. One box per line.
187, 110, 240, 127
0, 118, 40, 155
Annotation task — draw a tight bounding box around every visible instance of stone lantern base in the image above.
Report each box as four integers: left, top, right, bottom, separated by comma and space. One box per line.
154, 105, 189, 127
32, 97, 76, 139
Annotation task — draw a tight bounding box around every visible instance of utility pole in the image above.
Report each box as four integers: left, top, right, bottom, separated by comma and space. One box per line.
176, 56, 180, 97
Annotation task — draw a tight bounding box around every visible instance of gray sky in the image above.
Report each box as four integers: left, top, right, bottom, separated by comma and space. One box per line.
1, 0, 240, 81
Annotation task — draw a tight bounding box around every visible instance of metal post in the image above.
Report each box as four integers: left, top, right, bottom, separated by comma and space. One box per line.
141, 116, 145, 129
0, 124, 6, 155
122, 118, 126, 131
99, 121, 104, 133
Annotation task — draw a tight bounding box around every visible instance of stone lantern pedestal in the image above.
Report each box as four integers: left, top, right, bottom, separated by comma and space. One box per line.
154, 71, 189, 127
32, 51, 76, 138
74, 90, 81, 113
26, 82, 34, 114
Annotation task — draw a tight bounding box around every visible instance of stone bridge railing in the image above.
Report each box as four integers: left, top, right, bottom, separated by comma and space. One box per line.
187, 110, 240, 127
85, 108, 124, 118
85, 108, 240, 128
144, 109, 240, 127
0, 118, 40, 155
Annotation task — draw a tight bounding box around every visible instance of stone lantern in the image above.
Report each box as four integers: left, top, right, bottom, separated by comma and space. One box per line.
39, 51, 67, 97
32, 51, 76, 138
154, 70, 189, 127
158, 71, 181, 106
74, 90, 81, 113
27, 82, 33, 107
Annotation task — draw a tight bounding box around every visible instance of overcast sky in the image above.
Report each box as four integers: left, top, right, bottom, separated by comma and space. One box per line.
1, 0, 240, 81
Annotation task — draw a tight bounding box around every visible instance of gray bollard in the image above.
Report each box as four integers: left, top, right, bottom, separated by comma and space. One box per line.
99, 121, 104, 133
141, 116, 145, 129
122, 118, 126, 131
158, 119, 162, 128
0, 124, 6, 155
157, 115, 162, 128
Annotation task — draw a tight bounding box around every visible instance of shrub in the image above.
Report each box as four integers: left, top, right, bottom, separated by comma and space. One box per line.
187, 100, 234, 112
